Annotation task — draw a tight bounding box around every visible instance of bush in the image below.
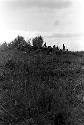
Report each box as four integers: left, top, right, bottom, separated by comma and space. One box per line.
32, 36, 44, 49
8, 36, 27, 50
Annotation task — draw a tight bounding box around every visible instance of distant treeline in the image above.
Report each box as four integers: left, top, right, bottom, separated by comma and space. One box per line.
0, 35, 83, 57
0, 35, 67, 51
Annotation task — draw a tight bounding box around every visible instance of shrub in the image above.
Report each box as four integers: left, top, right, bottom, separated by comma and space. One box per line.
8, 36, 27, 50
32, 36, 44, 49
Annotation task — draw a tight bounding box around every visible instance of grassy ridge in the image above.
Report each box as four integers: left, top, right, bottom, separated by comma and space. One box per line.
0, 48, 84, 125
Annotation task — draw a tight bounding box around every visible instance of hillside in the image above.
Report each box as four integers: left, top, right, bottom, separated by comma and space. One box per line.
0, 46, 84, 125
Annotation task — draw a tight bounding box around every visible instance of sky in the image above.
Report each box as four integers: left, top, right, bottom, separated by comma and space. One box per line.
0, 0, 84, 51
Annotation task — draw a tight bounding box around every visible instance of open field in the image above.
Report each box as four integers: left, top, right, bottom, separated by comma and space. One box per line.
0, 48, 84, 125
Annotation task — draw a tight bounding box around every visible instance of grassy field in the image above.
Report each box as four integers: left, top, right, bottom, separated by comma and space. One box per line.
0, 47, 84, 125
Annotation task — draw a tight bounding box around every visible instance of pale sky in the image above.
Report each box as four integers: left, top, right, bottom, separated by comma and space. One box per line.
0, 0, 84, 51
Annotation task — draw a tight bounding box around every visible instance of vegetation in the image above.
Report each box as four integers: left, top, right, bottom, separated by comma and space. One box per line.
32, 36, 44, 49
0, 35, 83, 125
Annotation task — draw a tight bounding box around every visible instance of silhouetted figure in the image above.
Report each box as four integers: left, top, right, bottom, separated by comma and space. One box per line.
44, 42, 47, 48
47, 46, 52, 54
63, 44, 65, 51
53, 45, 55, 48
52, 45, 56, 54
56, 46, 59, 50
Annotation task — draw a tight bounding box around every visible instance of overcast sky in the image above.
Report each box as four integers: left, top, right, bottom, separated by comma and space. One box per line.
0, 0, 84, 51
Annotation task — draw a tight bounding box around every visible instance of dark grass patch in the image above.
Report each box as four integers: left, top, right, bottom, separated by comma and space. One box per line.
0, 48, 83, 125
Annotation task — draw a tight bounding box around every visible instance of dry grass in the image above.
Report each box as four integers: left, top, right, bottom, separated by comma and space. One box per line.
0, 48, 84, 125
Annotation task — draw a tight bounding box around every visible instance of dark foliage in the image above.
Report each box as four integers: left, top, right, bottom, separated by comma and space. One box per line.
32, 36, 44, 49
8, 35, 31, 51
